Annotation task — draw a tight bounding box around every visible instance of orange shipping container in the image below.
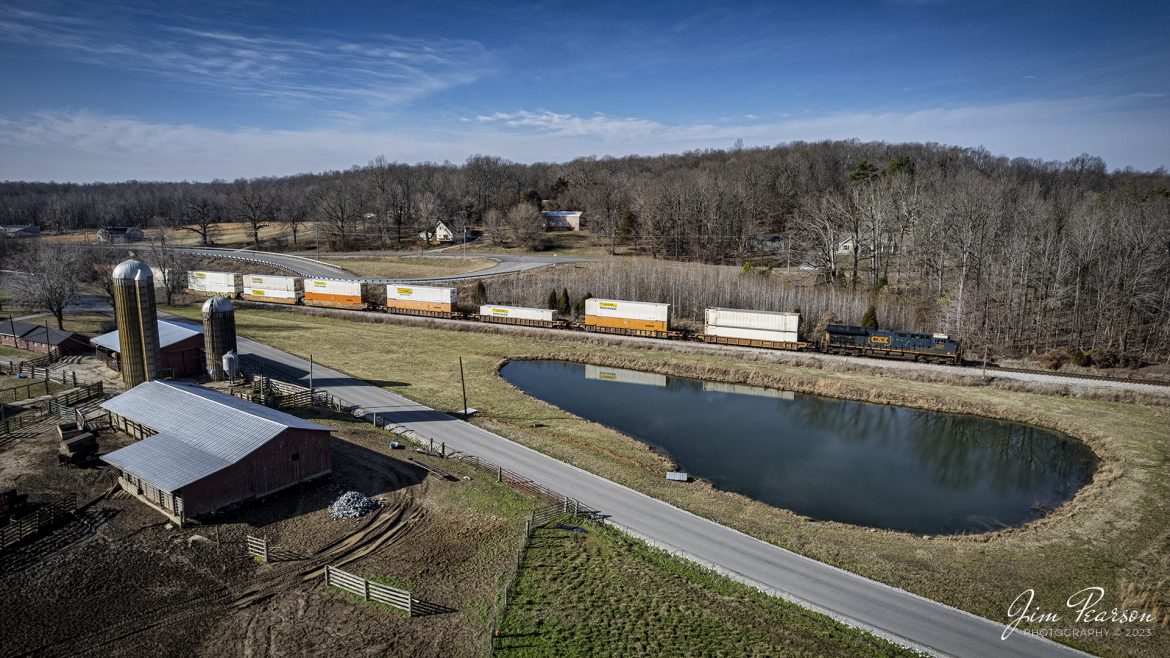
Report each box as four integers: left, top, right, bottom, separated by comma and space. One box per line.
304, 291, 364, 305
585, 315, 669, 332
386, 299, 455, 313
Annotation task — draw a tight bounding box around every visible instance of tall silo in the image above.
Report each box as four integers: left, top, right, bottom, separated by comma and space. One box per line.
112, 259, 161, 388
202, 296, 237, 381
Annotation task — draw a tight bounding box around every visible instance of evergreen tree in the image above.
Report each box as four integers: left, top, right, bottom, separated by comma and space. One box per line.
473, 280, 487, 305
558, 288, 571, 314
548, 289, 558, 310
861, 304, 879, 329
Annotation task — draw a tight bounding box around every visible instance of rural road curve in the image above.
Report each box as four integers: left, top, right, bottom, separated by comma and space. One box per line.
231, 333, 1089, 658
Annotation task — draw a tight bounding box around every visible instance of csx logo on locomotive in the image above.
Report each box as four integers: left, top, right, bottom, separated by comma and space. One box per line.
869, 335, 892, 345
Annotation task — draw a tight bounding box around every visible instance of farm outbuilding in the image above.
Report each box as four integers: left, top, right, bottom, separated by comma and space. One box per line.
91, 319, 204, 378
96, 226, 144, 243
0, 319, 90, 355
100, 381, 332, 524
542, 211, 583, 231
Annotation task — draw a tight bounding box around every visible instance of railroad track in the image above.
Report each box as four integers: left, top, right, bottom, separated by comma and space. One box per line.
972, 365, 1170, 388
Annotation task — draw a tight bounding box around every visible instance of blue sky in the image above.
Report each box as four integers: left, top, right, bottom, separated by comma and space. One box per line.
0, 0, 1167, 181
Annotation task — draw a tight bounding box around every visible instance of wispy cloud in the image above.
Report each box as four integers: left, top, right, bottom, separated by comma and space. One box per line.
1, 95, 1166, 182
0, 5, 495, 116
471, 110, 662, 140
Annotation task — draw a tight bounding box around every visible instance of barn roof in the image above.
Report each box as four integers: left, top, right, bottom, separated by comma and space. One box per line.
0, 319, 87, 346
91, 319, 202, 352
100, 381, 328, 492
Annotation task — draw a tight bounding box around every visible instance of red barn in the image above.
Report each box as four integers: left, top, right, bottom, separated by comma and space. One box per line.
100, 381, 332, 524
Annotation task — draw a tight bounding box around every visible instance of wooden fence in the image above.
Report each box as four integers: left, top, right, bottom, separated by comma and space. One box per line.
0, 379, 58, 403
0, 414, 32, 437
0, 494, 74, 552
246, 535, 269, 562
325, 565, 413, 616
450, 452, 599, 519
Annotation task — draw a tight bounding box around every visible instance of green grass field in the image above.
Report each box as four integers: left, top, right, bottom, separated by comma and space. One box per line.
165, 304, 1170, 657
496, 521, 914, 657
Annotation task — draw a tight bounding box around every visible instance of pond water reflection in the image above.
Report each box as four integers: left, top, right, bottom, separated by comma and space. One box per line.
501, 360, 1097, 534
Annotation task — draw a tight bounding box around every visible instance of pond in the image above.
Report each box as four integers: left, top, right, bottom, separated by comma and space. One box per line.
500, 360, 1097, 534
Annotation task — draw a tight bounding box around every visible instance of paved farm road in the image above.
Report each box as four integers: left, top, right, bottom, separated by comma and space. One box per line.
233, 332, 1089, 658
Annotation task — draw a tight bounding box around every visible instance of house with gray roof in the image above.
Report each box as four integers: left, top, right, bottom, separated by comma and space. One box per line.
100, 381, 332, 524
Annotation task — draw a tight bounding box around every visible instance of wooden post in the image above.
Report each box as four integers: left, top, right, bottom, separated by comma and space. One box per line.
363, 578, 370, 601
407, 594, 413, 617
459, 356, 469, 418
325, 564, 332, 585
441, 442, 445, 458
429, 437, 434, 453
263, 538, 269, 562
497, 466, 502, 482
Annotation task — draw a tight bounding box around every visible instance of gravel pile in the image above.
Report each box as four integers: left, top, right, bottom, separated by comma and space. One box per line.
328, 491, 380, 519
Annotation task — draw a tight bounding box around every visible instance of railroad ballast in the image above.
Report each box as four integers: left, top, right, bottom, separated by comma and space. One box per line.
187, 271, 961, 363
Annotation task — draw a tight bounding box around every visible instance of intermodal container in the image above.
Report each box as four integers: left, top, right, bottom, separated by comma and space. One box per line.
187, 271, 243, 297
304, 278, 368, 307
479, 305, 554, 322
584, 364, 666, 387
385, 284, 457, 313
704, 307, 799, 333
241, 274, 303, 304
704, 325, 799, 344
584, 298, 670, 332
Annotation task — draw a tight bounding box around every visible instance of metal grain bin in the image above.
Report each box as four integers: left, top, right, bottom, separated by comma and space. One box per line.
221, 351, 239, 381
202, 296, 237, 381
112, 259, 162, 388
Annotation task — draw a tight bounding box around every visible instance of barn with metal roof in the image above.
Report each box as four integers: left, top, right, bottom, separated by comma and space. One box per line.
91, 318, 205, 378
100, 381, 332, 524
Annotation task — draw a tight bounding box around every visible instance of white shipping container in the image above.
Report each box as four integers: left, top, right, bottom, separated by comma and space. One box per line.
585, 298, 670, 322
188, 271, 242, 294
245, 275, 302, 293
705, 307, 799, 333
479, 305, 554, 322
584, 365, 666, 387
705, 325, 799, 344
305, 278, 364, 296
702, 381, 795, 400
386, 284, 457, 304
244, 288, 298, 300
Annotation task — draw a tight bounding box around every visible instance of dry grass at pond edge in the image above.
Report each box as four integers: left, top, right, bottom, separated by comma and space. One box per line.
165, 304, 1170, 657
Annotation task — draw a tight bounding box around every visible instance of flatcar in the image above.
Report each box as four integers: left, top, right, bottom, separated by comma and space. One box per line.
819, 325, 961, 364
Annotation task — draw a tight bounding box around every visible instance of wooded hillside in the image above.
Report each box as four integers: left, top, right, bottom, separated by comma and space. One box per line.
2, 140, 1168, 362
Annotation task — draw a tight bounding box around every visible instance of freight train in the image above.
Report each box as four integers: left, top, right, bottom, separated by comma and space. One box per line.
186, 271, 962, 364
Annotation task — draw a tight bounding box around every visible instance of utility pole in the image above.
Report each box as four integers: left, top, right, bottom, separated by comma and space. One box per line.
459, 357, 468, 418
309, 354, 314, 393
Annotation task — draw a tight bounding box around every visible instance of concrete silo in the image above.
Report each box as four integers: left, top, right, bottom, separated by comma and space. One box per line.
112, 259, 162, 388
202, 296, 238, 381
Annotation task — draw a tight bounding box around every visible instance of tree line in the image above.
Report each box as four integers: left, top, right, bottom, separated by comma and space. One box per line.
1, 139, 1168, 362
